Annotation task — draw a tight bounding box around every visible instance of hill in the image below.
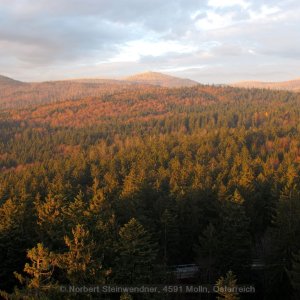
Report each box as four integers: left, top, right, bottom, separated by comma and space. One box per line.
0, 72, 198, 108
125, 71, 199, 87
0, 77, 148, 108
231, 78, 300, 92
0, 75, 25, 86
5, 83, 295, 128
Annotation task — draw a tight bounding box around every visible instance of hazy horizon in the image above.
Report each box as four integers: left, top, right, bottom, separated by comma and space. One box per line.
1, 0, 300, 84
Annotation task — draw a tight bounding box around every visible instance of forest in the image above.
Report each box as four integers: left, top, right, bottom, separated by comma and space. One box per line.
0, 83, 300, 299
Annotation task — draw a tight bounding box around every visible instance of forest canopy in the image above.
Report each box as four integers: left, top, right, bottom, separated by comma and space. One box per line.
0, 83, 300, 299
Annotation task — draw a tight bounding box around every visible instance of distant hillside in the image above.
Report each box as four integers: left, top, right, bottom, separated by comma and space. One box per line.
125, 71, 199, 87
0, 72, 199, 108
231, 78, 300, 92
0, 75, 25, 86
0, 76, 147, 108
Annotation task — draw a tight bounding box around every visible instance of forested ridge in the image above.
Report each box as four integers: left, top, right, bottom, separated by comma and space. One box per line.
231, 78, 300, 92
0, 72, 198, 109
0, 83, 300, 299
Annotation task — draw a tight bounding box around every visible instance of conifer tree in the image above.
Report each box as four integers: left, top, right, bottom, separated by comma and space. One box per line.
20, 243, 55, 290
57, 224, 102, 284
272, 184, 300, 267
35, 194, 66, 246
194, 223, 219, 282
266, 183, 300, 298
215, 270, 239, 300
0, 198, 33, 290
218, 183, 228, 201
217, 201, 252, 278
120, 293, 133, 300
232, 189, 245, 204
116, 218, 158, 284
160, 208, 180, 265
88, 185, 118, 265
63, 191, 88, 229
289, 250, 300, 295
238, 163, 255, 196
5, 243, 58, 299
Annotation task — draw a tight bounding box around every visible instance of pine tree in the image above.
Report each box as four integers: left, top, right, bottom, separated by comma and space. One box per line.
88, 185, 118, 268
89, 183, 107, 214
194, 223, 219, 282
215, 270, 239, 300
289, 250, 300, 295
0, 198, 34, 290
120, 293, 133, 300
245, 172, 275, 239
238, 163, 255, 195
218, 183, 228, 201
232, 189, 245, 204
63, 191, 88, 229
35, 194, 66, 246
272, 183, 300, 267
160, 208, 180, 265
116, 218, 158, 284
21, 243, 55, 290
6, 243, 58, 299
266, 183, 300, 298
121, 168, 145, 199
177, 195, 200, 262
57, 224, 102, 284
217, 201, 252, 278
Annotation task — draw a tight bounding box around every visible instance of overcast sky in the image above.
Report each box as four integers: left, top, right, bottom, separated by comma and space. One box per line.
0, 0, 299, 83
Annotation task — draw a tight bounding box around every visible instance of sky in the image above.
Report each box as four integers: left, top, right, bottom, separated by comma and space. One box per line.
0, 0, 300, 84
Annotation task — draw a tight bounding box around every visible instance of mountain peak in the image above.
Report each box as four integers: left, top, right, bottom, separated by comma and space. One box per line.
125, 71, 199, 88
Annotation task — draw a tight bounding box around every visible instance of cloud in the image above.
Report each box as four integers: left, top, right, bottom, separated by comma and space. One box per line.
208, 0, 250, 9
0, 0, 299, 82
